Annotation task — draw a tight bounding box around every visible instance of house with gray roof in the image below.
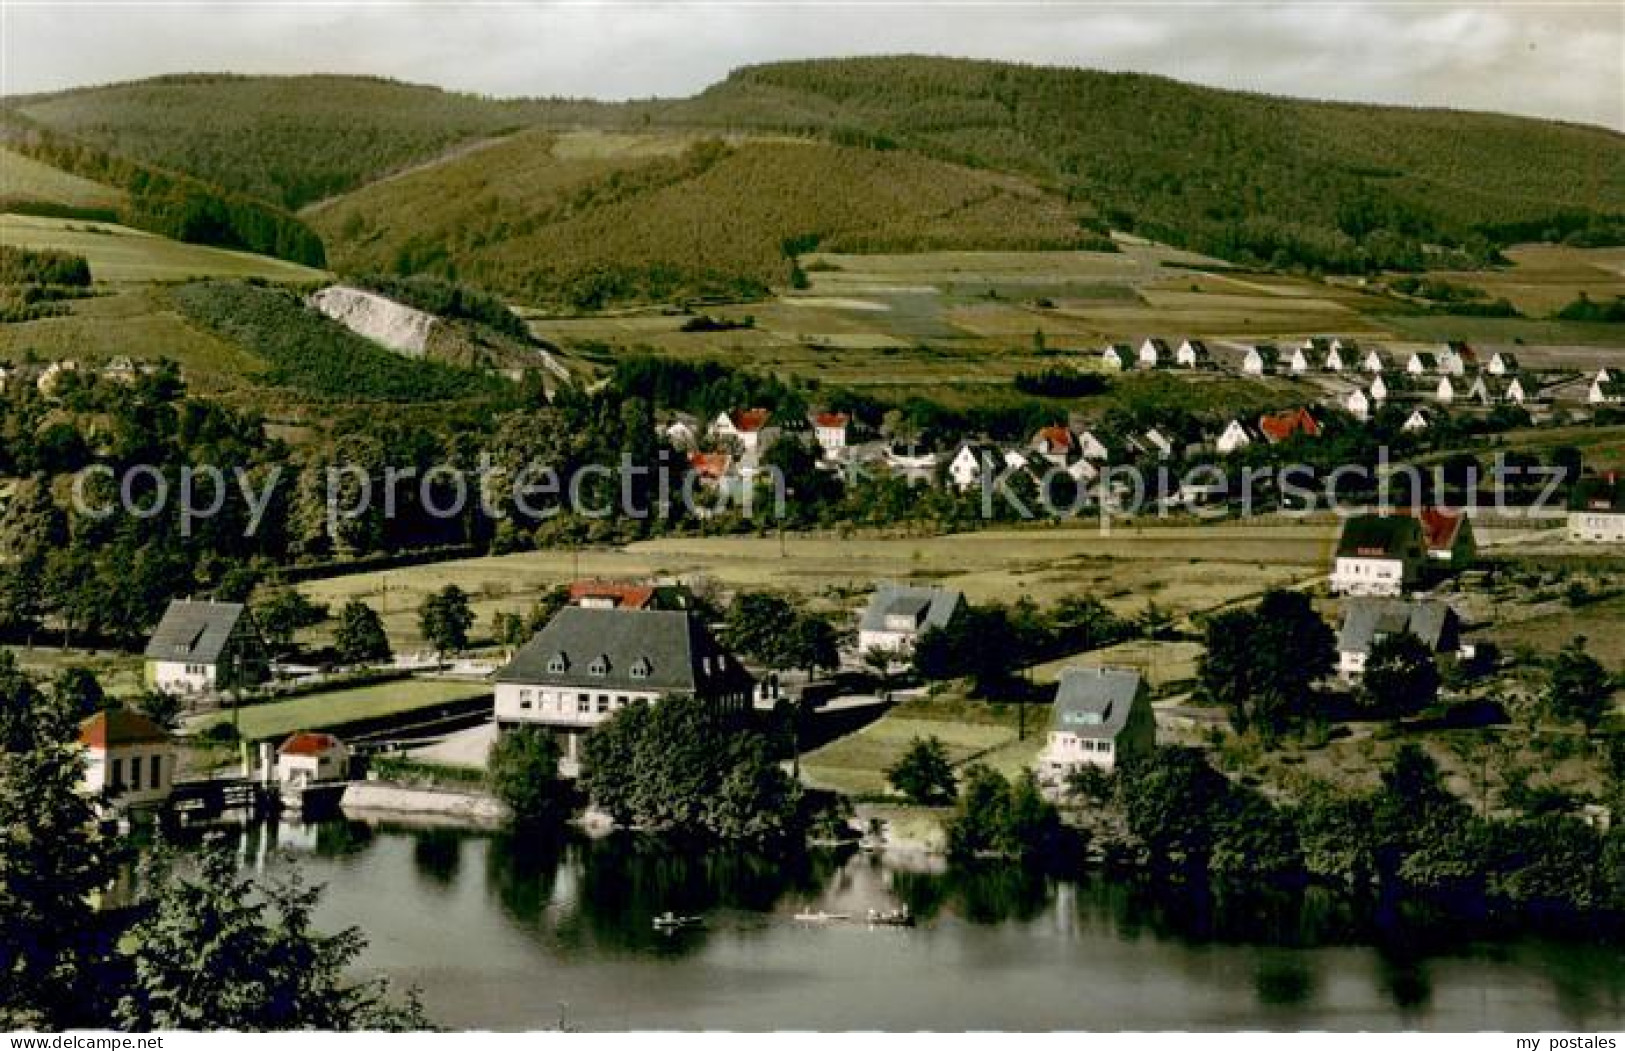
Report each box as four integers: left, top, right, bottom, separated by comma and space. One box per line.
1336, 599, 1461, 679
857, 584, 965, 657
1037, 667, 1155, 780
494, 607, 753, 772
144, 600, 268, 695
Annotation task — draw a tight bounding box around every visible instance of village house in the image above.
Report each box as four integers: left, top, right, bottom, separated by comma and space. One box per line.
687, 451, 733, 488
1100, 342, 1132, 371
1407, 352, 1438, 376
276, 731, 350, 787
1175, 339, 1211, 369
1435, 375, 1458, 404
1402, 408, 1434, 433
103, 356, 140, 384
1288, 346, 1317, 375
882, 445, 941, 483
810, 412, 851, 459
1075, 429, 1112, 462
948, 441, 1004, 490
1411, 507, 1476, 567
1031, 425, 1076, 467
1440, 341, 1477, 376
1569, 474, 1625, 543
1331, 336, 1360, 357
711, 408, 779, 454
144, 600, 269, 696
1037, 667, 1155, 781
1336, 599, 1461, 679
1345, 388, 1372, 421
1362, 348, 1389, 374
1138, 428, 1175, 459
1137, 337, 1172, 369
1331, 514, 1428, 596
1590, 376, 1625, 405
857, 583, 965, 657
1215, 419, 1257, 456
1487, 352, 1521, 376
36, 360, 79, 395
494, 607, 753, 774
1258, 407, 1321, 444
79, 709, 176, 811
1242, 344, 1280, 376
1369, 374, 1390, 404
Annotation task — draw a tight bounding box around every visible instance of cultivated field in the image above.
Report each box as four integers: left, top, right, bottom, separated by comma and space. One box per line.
1419, 244, 1625, 316
0, 213, 328, 284
296, 525, 1338, 650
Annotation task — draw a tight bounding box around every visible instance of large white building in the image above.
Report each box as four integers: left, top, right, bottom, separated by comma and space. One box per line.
143, 600, 269, 696
1037, 667, 1155, 780
1330, 514, 1428, 597
1569, 475, 1625, 543
493, 607, 753, 774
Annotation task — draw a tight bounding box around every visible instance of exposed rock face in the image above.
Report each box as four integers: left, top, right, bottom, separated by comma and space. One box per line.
308, 284, 436, 357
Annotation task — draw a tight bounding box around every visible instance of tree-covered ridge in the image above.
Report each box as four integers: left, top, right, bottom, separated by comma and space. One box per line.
10, 74, 614, 211
686, 56, 1625, 270
309, 131, 1106, 309
0, 110, 326, 266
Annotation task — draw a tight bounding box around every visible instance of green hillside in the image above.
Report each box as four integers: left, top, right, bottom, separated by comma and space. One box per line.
677, 57, 1625, 270
0, 213, 327, 283
0, 145, 124, 214
308, 129, 1108, 308
11, 74, 612, 210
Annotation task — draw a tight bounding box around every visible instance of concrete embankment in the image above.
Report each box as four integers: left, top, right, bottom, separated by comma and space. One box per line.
340, 781, 508, 825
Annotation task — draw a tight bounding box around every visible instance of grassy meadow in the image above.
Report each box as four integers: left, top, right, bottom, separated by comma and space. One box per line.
0, 147, 126, 211
190, 678, 491, 741
0, 213, 329, 284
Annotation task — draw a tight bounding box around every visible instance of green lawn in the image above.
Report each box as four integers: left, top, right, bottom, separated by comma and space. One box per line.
190, 678, 489, 742
801, 695, 1046, 797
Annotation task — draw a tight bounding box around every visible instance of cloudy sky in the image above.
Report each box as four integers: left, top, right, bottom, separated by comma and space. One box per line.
3, 1, 1621, 128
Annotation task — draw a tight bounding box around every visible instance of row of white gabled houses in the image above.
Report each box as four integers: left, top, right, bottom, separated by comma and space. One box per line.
1100, 336, 1527, 379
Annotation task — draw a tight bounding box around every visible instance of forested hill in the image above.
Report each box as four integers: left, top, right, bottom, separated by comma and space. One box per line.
8, 74, 615, 211
10, 58, 1625, 279
675, 57, 1625, 270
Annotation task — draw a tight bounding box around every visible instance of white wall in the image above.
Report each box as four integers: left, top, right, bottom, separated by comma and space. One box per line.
150, 660, 217, 694
1569, 512, 1625, 543
83, 746, 174, 808
1331, 556, 1411, 596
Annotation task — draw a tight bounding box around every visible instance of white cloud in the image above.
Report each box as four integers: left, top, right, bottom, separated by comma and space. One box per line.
1, 1, 1619, 128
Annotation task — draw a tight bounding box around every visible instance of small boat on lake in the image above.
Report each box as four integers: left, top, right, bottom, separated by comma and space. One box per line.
792, 910, 851, 923
652, 911, 704, 931
866, 905, 914, 927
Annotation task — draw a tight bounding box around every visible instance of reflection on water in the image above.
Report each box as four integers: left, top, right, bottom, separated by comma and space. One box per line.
193, 818, 1625, 1031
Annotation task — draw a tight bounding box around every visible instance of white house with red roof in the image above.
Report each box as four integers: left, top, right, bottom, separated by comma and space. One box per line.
276, 732, 350, 787
79, 710, 176, 809
809, 412, 851, 459
711, 408, 779, 454
1031, 425, 1076, 466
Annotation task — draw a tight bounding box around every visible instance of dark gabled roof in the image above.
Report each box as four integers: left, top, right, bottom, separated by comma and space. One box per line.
1570, 475, 1625, 513
1246, 343, 1280, 362
143, 600, 252, 664
859, 583, 964, 634
496, 607, 751, 695
1335, 514, 1425, 559
1050, 667, 1145, 740
79, 709, 170, 749
1337, 599, 1459, 656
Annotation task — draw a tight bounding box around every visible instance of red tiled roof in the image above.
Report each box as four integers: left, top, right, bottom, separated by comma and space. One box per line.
812, 412, 850, 429
730, 408, 773, 433
688, 451, 731, 480
1407, 507, 1467, 553
279, 731, 342, 757
568, 580, 658, 609
79, 710, 170, 750
1258, 408, 1321, 444
1036, 425, 1074, 451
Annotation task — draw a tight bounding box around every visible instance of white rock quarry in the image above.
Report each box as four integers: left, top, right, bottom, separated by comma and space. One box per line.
308, 284, 436, 358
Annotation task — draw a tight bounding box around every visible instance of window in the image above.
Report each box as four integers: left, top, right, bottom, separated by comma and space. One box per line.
150, 754, 163, 788
111, 758, 123, 789
519, 689, 533, 710
589, 654, 610, 676
547, 653, 569, 674
597, 695, 610, 713
130, 755, 143, 791
578, 693, 590, 713
630, 657, 651, 680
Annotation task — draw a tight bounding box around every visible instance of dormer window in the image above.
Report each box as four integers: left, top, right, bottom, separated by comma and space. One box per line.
589, 654, 610, 676
547, 652, 569, 674
630, 656, 652, 680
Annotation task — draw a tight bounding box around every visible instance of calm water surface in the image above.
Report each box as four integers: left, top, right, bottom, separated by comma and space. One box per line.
210, 819, 1624, 1031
